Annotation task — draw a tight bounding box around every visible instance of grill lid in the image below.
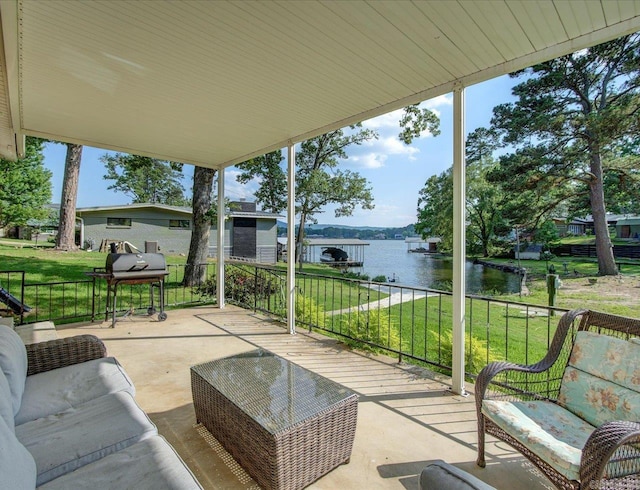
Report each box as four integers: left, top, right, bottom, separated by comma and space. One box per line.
106, 253, 167, 275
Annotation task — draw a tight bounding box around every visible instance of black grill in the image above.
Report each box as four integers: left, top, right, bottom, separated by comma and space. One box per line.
88, 253, 169, 327
106, 253, 168, 279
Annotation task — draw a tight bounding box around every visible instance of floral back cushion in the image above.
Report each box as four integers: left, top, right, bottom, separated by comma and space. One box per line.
558, 331, 640, 427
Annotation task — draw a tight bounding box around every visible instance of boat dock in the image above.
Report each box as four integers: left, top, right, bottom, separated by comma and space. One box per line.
405, 236, 441, 253
302, 238, 368, 266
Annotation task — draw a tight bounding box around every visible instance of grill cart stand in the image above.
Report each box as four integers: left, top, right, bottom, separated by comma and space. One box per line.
87, 252, 169, 328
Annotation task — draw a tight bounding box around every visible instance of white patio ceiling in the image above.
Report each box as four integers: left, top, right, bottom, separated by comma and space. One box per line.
0, 1, 639, 168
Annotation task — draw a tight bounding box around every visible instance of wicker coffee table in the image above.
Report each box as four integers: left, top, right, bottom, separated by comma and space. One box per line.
191, 349, 358, 490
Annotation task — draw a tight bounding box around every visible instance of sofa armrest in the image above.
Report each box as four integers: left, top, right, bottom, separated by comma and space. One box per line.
26, 335, 107, 376
580, 420, 640, 488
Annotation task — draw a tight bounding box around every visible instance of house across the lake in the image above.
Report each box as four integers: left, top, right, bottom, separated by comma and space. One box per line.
76, 201, 281, 263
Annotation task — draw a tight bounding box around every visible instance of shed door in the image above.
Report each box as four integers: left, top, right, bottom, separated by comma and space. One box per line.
233, 218, 257, 258
620, 225, 631, 239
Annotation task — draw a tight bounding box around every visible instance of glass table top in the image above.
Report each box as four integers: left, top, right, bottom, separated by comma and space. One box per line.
192, 349, 357, 433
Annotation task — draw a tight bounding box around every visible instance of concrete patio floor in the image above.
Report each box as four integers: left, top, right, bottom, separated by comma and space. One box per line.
56, 305, 554, 490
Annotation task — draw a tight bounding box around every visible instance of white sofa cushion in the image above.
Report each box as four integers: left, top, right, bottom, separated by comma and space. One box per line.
16, 391, 157, 486
0, 325, 28, 415
0, 368, 15, 431
38, 435, 203, 490
15, 356, 135, 425
0, 412, 37, 490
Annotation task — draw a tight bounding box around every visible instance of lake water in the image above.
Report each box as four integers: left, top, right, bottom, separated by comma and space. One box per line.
353, 240, 521, 294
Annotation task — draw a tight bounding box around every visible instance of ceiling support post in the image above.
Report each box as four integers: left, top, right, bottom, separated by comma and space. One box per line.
216, 170, 226, 309
287, 144, 296, 335
452, 83, 467, 396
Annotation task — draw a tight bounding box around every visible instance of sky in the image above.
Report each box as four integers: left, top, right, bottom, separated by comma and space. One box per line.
43, 74, 518, 229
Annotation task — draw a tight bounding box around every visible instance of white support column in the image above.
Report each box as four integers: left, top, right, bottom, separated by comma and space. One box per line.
452, 83, 467, 395
287, 144, 296, 334
216, 169, 226, 309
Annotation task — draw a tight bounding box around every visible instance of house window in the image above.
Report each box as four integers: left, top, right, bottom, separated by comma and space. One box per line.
107, 217, 132, 227
169, 219, 190, 229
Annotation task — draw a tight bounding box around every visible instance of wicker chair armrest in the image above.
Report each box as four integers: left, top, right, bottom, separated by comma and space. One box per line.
580, 420, 640, 488
26, 335, 108, 376
475, 360, 546, 402
475, 309, 588, 403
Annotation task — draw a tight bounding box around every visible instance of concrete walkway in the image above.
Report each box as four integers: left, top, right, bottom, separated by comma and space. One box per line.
327, 285, 436, 316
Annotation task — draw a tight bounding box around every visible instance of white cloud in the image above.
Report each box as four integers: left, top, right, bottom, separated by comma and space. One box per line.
424, 93, 453, 110
376, 136, 420, 158
224, 168, 259, 201
347, 134, 420, 169
349, 153, 387, 169
362, 108, 405, 130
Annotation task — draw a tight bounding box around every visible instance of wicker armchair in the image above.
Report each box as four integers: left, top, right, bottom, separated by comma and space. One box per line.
475, 309, 640, 490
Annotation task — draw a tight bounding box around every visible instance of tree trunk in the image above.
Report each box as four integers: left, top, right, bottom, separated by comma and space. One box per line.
183, 166, 216, 286
55, 144, 82, 251
296, 211, 306, 271
589, 147, 618, 276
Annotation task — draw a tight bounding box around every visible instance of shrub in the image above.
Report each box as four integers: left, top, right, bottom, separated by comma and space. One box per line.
196, 267, 278, 306
341, 270, 370, 281
430, 279, 452, 292
341, 308, 401, 353
273, 293, 326, 329
432, 330, 492, 376
371, 275, 387, 283
295, 293, 326, 328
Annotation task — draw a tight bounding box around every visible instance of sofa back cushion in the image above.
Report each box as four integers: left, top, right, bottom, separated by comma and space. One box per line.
0, 410, 37, 490
0, 325, 28, 415
559, 330, 640, 427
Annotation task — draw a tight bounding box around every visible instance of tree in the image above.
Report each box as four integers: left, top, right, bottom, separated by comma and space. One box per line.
0, 137, 52, 229
56, 143, 83, 250
535, 220, 560, 250
235, 151, 286, 213
466, 127, 499, 165
465, 159, 510, 257
414, 127, 509, 257
600, 138, 640, 215
489, 33, 640, 275
294, 125, 377, 267
398, 104, 441, 144
415, 169, 453, 250
415, 158, 509, 257
102, 154, 188, 205
183, 166, 216, 287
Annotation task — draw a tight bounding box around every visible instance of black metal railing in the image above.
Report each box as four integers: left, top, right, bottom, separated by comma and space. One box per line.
0, 263, 216, 326
2, 262, 567, 378
220, 263, 568, 378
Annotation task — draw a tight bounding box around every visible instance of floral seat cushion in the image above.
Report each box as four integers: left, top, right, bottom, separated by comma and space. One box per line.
482, 399, 594, 481
558, 331, 640, 428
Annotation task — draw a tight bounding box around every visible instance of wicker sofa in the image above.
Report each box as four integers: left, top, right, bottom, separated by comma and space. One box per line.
0, 325, 202, 489
475, 309, 640, 489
